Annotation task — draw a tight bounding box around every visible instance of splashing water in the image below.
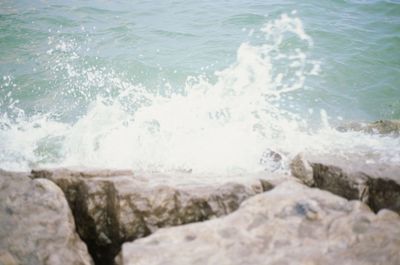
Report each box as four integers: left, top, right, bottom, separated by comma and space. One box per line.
1, 14, 399, 174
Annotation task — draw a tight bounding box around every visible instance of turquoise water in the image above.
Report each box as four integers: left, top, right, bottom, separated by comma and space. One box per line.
0, 0, 399, 173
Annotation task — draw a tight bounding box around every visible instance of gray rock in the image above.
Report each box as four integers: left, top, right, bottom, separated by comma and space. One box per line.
289, 153, 314, 186
290, 153, 400, 213
337, 120, 400, 136
0, 169, 93, 265
30, 169, 272, 265
119, 181, 400, 265
259, 149, 285, 172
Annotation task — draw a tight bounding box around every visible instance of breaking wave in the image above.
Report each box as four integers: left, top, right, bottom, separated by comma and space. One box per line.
1, 13, 399, 175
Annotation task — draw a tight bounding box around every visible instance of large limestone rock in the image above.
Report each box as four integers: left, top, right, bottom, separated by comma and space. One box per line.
290, 153, 400, 213
119, 181, 400, 265
31, 169, 272, 265
0, 170, 93, 265
337, 119, 400, 136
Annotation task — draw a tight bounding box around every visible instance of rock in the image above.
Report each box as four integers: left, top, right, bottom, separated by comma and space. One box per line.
0, 169, 93, 265
290, 153, 400, 213
119, 181, 400, 265
289, 153, 314, 186
337, 120, 400, 136
259, 149, 285, 172
30, 169, 272, 265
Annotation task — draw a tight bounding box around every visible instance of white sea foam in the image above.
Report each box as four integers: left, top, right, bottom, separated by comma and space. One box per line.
1, 14, 399, 175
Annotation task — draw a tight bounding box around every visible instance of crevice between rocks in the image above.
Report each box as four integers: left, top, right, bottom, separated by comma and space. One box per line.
30, 169, 274, 265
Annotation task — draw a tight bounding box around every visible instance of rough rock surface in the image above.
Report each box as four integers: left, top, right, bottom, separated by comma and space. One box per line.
290, 153, 400, 213
337, 119, 400, 136
119, 181, 400, 265
0, 170, 93, 265
31, 169, 272, 265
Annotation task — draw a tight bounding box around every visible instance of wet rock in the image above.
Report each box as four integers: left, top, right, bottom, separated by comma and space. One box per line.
337, 119, 400, 136
290, 153, 400, 213
30, 169, 272, 265
0, 169, 93, 265
119, 181, 400, 265
259, 149, 285, 172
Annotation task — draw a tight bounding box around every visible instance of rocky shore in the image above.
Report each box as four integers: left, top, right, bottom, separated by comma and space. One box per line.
1, 120, 400, 265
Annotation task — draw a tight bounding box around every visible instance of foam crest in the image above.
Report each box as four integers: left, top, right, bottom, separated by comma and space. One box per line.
1, 13, 399, 175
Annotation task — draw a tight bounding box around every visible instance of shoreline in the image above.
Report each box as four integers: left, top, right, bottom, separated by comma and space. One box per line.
1, 120, 400, 264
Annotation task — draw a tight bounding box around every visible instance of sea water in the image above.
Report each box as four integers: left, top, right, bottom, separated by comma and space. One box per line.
0, 0, 399, 174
